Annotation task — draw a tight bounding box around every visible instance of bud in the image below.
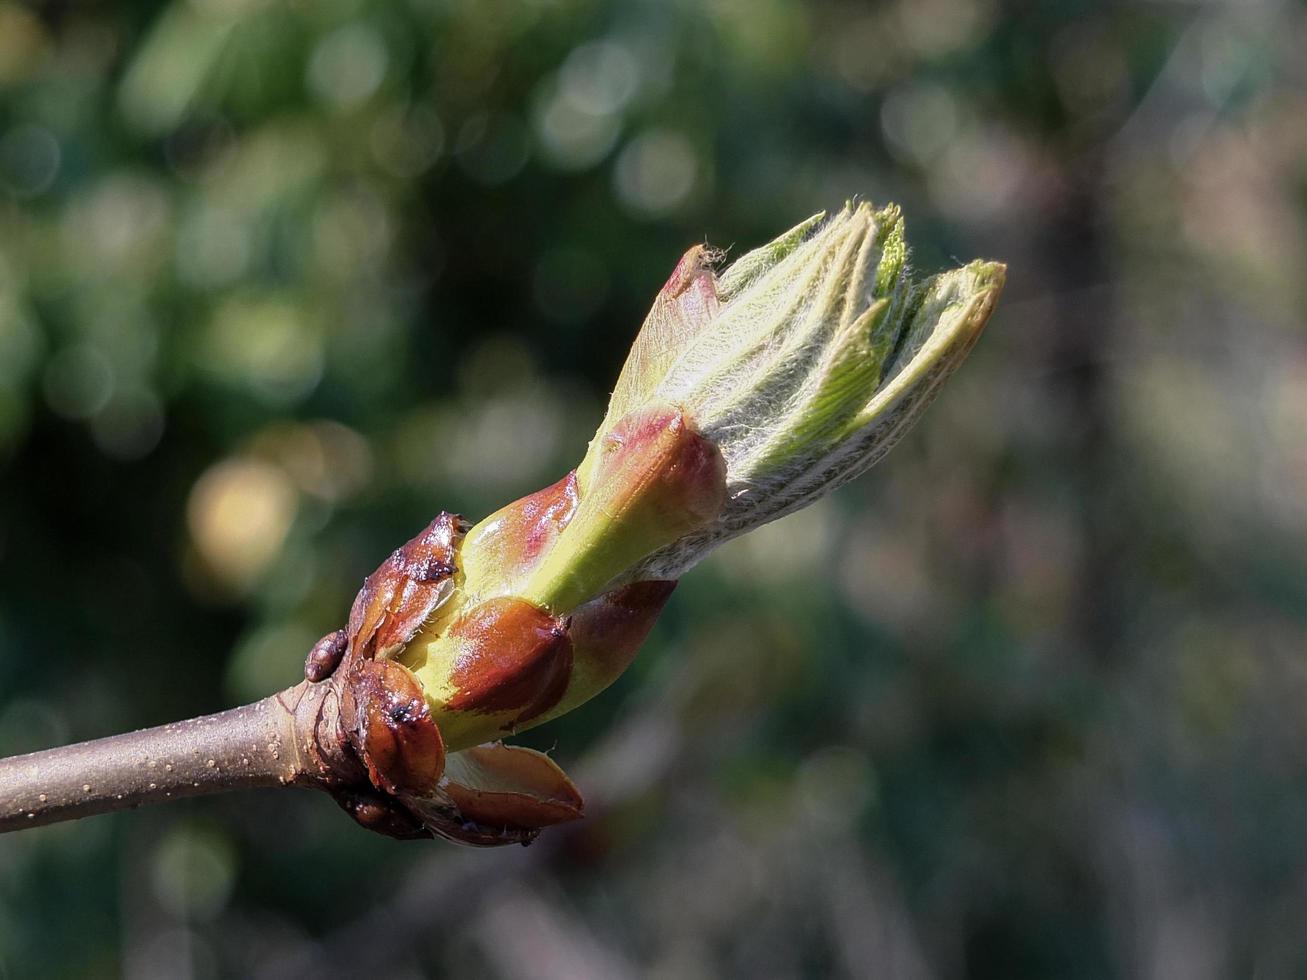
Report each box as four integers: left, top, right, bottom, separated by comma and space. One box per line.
325, 202, 1005, 845
585, 201, 1005, 580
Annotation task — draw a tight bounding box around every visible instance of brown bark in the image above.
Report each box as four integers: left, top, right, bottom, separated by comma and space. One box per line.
0, 678, 356, 833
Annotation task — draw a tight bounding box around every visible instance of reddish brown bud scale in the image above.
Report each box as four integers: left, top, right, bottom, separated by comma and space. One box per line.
346, 659, 445, 797
440, 744, 584, 831
330, 787, 429, 840
397, 743, 585, 846
445, 597, 573, 727
347, 512, 465, 661
304, 628, 347, 682
329, 512, 467, 812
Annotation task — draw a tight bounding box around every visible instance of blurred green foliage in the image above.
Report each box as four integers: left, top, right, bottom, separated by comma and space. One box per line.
2, 0, 1307, 977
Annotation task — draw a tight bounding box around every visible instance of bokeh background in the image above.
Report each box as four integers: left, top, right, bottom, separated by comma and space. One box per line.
1, 0, 1306, 976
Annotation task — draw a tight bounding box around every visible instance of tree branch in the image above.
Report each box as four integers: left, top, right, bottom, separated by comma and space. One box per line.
0, 679, 351, 833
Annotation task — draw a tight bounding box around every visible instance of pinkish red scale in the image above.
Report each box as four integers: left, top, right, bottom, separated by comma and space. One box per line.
569, 580, 677, 684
